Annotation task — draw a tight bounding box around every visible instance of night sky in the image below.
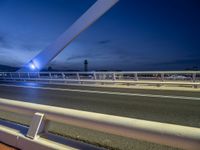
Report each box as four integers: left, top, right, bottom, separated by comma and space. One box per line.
0, 0, 200, 71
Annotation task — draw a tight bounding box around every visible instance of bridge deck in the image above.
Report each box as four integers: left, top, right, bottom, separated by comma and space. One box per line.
0, 81, 200, 150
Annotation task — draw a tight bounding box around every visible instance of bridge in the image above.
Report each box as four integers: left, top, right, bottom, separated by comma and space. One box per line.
0, 71, 200, 150
1, 0, 200, 150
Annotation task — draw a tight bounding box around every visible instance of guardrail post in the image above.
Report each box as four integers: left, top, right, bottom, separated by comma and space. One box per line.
77, 73, 80, 80
47, 73, 50, 79
93, 72, 96, 80
113, 73, 116, 80
192, 73, 196, 82
38, 72, 40, 78
2, 73, 5, 80
27, 112, 47, 139
48, 72, 52, 83
27, 72, 30, 79
134, 73, 138, 81
161, 73, 164, 81
10, 73, 12, 80
62, 73, 65, 79
50, 72, 53, 79
76, 73, 82, 84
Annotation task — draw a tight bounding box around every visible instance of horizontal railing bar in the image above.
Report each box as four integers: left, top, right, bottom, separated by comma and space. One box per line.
1, 77, 200, 84
1, 71, 200, 74
0, 98, 200, 150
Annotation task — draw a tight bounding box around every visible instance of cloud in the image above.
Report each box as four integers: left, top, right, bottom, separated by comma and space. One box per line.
146, 57, 200, 71
64, 41, 135, 65
157, 58, 200, 66
20, 43, 42, 52
66, 52, 106, 62
0, 34, 12, 48
0, 32, 41, 67
66, 55, 88, 61
0, 35, 6, 44
98, 40, 111, 45
0, 46, 38, 67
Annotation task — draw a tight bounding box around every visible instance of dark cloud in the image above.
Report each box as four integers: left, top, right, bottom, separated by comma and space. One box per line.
66, 51, 105, 62
147, 58, 200, 70
157, 58, 200, 66
0, 34, 12, 49
20, 43, 38, 51
66, 55, 89, 61
0, 36, 5, 43
98, 40, 111, 45
65, 43, 133, 63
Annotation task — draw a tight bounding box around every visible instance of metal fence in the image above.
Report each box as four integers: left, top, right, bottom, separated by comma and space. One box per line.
0, 71, 200, 88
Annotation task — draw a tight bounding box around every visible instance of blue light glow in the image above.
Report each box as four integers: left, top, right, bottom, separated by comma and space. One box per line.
29, 61, 36, 70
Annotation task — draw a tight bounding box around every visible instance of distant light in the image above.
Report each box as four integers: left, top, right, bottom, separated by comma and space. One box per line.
29, 61, 36, 70
30, 64, 35, 70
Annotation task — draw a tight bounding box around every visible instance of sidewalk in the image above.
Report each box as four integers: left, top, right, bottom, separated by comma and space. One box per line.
0, 143, 17, 150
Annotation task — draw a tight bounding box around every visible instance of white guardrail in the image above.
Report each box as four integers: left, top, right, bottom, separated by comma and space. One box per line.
0, 71, 200, 88
0, 98, 200, 150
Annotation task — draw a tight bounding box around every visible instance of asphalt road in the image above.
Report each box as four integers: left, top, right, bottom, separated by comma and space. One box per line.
0, 81, 200, 127
0, 81, 200, 150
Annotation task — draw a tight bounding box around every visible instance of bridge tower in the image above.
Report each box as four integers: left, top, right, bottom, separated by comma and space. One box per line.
84, 60, 88, 72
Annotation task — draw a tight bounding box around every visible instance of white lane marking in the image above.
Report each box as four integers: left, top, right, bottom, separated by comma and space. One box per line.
0, 83, 200, 101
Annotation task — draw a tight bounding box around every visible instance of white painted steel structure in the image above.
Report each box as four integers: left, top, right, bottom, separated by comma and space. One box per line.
0, 71, 200, 88
19, 0, 119, 72
0, 98, 200, 150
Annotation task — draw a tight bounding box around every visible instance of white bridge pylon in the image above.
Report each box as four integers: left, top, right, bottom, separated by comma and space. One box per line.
18, 0, 119, 72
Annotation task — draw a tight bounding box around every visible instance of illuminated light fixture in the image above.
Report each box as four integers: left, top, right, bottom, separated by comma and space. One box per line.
29, 61, 37, 70
18, 0, 119, 72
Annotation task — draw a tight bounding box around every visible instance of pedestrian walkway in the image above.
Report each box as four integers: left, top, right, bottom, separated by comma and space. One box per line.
0, 142, 17, 150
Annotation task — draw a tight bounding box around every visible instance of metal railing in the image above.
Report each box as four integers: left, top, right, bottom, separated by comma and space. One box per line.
0, 98, 200, 150
0, 71, 200, 88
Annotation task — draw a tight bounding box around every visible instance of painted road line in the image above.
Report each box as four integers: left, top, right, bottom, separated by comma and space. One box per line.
0, 83, 200, 101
